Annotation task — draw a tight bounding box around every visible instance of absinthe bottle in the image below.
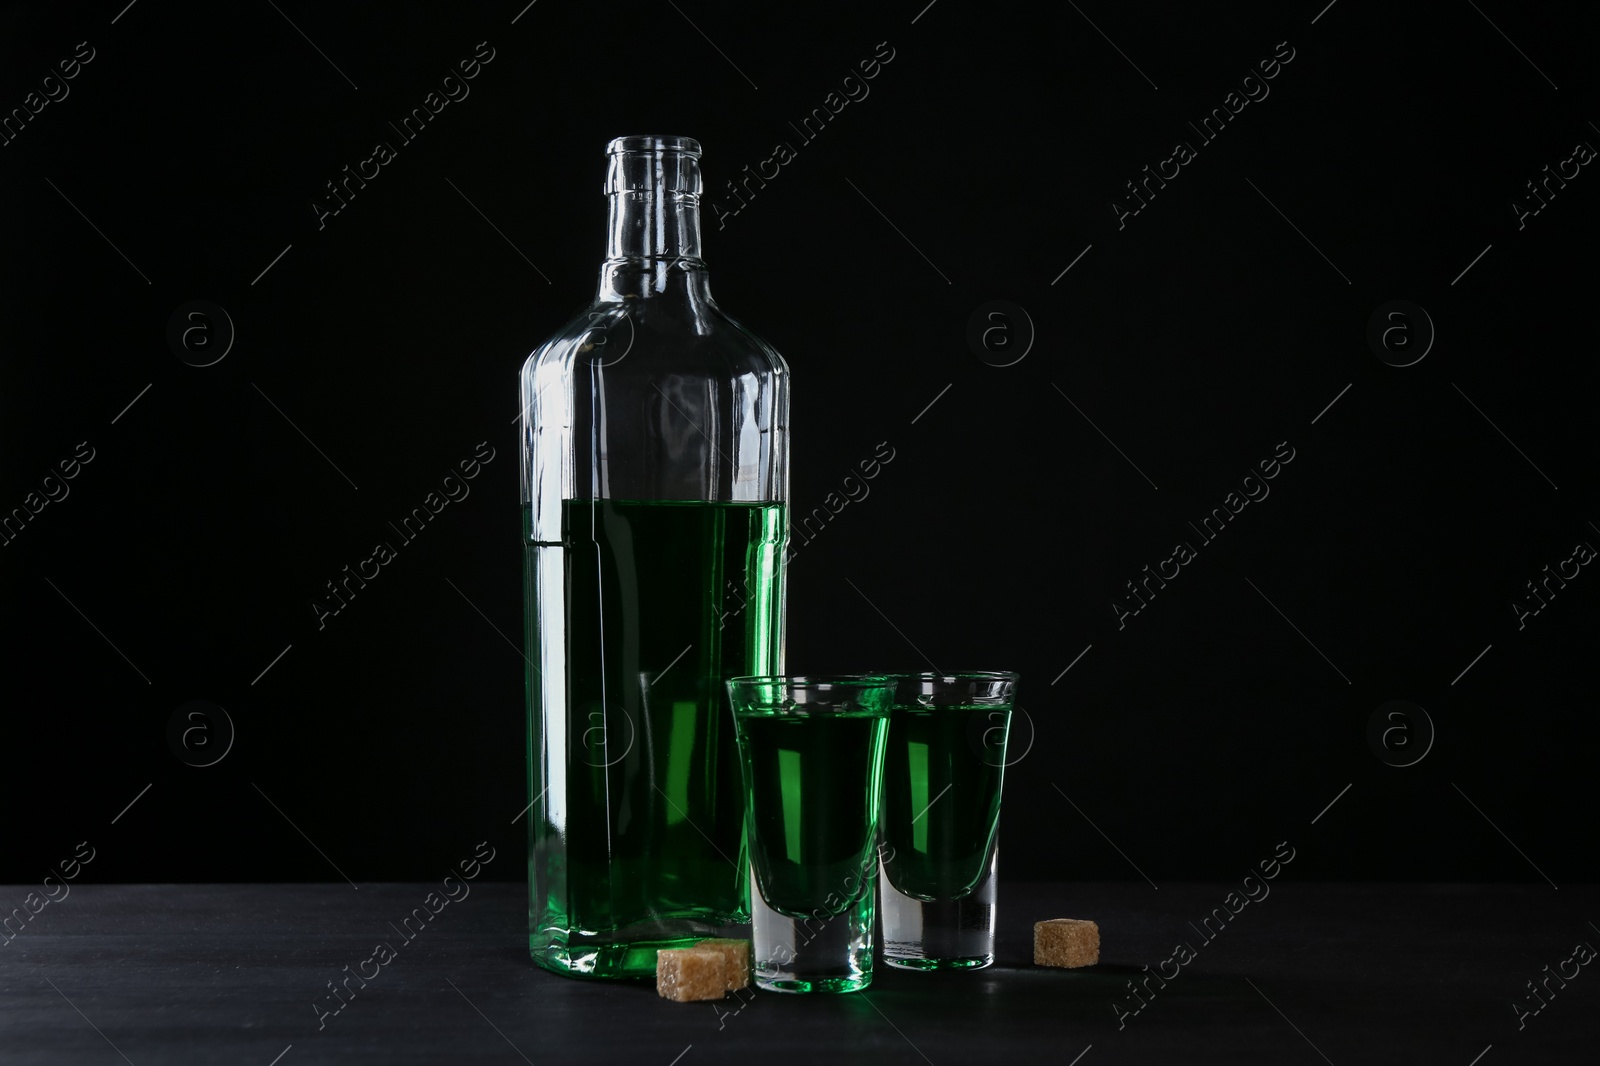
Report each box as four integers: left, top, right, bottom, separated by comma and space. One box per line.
520, 135, 790, 979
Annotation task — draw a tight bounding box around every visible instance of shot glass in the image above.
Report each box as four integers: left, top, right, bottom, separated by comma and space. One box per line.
877, 671, 1018, 970
726, 675, 893, 993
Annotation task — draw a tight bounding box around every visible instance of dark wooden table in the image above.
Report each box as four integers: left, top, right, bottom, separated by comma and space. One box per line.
2, 882, 1592, 1064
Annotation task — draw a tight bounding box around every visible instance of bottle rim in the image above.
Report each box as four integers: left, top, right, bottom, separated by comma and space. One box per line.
885, 671, 1020, 683
606, 134, 702, 156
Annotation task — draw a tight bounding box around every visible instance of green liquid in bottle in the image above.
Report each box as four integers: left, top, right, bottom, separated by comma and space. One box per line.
880, 703, 1008, 901
525, 499, 786, 978
735, 710, 888, 919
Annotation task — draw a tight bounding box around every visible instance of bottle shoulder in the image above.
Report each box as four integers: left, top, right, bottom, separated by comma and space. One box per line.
520, 295, 788, 380
708, 304, 790, 377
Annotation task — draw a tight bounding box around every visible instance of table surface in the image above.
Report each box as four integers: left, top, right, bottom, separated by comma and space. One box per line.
2, 882, 1593, 1064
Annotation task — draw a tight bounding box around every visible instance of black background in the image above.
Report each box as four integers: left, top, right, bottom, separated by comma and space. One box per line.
3, 0, 1596, 888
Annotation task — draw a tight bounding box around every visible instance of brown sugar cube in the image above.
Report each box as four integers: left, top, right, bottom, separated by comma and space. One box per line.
1034, 919, 1100, 968
694, 938, 751, 991
656, 947, 728, 1002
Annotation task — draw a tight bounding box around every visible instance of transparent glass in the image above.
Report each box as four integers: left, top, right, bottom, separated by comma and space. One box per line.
878, 671, 1018, 970
727, 676, 892, 993
521, 135, 791, 980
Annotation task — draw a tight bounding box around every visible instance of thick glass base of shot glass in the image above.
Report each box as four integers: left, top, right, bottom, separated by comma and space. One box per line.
750, 869, 875, 993
880, 847, 997, 971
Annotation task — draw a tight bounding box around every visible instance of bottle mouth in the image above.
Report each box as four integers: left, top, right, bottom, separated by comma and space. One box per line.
605, 135, 702, 199
605, 134, 701, 156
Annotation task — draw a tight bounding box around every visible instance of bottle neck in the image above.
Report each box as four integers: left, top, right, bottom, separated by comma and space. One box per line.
597, 145, 712, 303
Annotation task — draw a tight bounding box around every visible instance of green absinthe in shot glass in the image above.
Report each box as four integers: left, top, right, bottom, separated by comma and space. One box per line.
879, 671, 1017, 970
729, 676, 891, 993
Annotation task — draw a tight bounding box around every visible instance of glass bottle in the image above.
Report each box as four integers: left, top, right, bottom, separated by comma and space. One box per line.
520, 135, 790, 979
